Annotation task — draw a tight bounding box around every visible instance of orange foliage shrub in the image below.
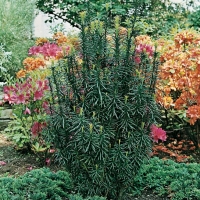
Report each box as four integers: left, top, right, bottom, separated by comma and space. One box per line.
156, 29, 200, 125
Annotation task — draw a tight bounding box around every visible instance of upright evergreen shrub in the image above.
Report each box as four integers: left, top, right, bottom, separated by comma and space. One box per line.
45, 14, 160, 199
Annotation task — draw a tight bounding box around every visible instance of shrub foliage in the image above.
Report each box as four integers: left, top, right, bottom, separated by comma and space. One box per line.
0, 0, 35, 81
0, 168, 105, 200
134, 157, 200, 200
0, 168, 72, 200
45, 12, 160, 199
156, 29, 200, 148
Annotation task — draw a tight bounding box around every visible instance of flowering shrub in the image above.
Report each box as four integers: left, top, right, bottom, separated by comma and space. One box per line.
3, 78, 49, 104
16, 32, 79, 79
156, 29, 200, 148
3, 77, 50, 153
3, 32, 79, 159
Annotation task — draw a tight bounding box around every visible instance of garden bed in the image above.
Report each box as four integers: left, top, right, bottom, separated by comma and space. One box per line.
1, 131, 199, 200
152, 132, 200, 163
0, 134, 64, 177
0, 133, 168, 200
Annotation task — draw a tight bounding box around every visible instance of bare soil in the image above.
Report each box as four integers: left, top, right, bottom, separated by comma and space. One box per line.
0, 134, 63, 177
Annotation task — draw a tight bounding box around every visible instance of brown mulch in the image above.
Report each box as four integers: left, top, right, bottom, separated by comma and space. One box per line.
0, 133, 63, 177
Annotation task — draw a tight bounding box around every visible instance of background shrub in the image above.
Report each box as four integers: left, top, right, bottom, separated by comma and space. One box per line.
0, 0, 35, 81
188, 9, 200, 30
0, 44, 11, 79
155, 29, 200, 148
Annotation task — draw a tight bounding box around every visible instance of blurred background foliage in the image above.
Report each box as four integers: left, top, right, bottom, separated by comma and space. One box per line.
36, 0, 200, 37
0, 0, 36, 82
0, 0, 199, 83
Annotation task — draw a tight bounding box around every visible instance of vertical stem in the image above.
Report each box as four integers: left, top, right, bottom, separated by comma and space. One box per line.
51, 66, 63, 116
48, 77, 55, 115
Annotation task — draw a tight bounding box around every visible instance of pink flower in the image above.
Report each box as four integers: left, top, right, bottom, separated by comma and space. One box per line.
45, 158, 51, 166
31, 122, 40, 137
41, 43, 62, 58
36, 79, 49, 91
0, 161, 6, 166
22, 82, 32, 90
3, 86, 9, 93
135, 44, 143, 53
28, 46, 41, 55
36, 80, 43, 88
3, 78, 49, 106
42, 101, 51, 114
16, 94, 26, 104
3, 93, 12, 103
34, 108, 40, 113
135, 44, 154, 59
28, 43, 62, 58
31, 121, 47, 137
42, 79, 50, 91
49, 149, 56, 153
34, 90, 44, 101
150, 124, 167, 143
24, 107, 31, 115
145, 45, 154, 57
31, 122, 45, 137
42, 101, 48, 109
27, 166, 33, 170
134, 56, 141, 64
